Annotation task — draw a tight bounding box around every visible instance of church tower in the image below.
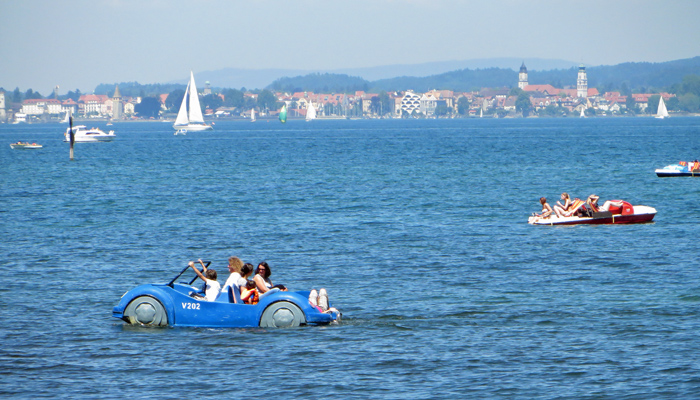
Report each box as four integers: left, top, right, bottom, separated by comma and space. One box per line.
577, 64, 588, 98
518, 62, 528, 89
112, 85, 123, 120
0, 90, 6, 122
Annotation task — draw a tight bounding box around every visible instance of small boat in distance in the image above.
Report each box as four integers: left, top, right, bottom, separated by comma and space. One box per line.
251, 108, 256, 122
64, 126, 116, 142
656, 160, 700, 177
580, 107, 586, 118
174, 129, 187, 135
10, 142, 43, 149
173, 71, 213, 132
656, 96, 669, 119
279, 104, 287, 123
306, 102, 316, 122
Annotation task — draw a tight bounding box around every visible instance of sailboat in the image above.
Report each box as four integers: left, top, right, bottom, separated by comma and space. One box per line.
479, 108, 483, 118
60, 112, 70, 124
173, 71, 213, 131
580, 108, 586, 118
251, 108, 256, 122
279, 104, 287, 123
656, 97, 669, 119
306, 102, 316, 122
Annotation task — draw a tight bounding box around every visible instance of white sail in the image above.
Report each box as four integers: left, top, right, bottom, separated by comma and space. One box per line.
580, 108, 585, 118
656, 97, 669, 119
174, 81, 191, 126
251, 108, 256, 122
479, 108, 483, 118
187, 71, 205, 124
306, 102, 316, 121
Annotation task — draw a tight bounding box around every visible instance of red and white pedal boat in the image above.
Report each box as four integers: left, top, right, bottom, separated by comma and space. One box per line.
528, 200, 656, 226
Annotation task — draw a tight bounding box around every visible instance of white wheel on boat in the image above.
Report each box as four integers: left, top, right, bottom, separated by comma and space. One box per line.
259, 301, 305, 328
124, 296, 168, 326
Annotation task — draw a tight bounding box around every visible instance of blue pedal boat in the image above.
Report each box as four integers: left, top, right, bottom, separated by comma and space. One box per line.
113, 262, 339, 328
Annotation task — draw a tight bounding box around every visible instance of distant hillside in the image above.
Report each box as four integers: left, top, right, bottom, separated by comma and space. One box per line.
370, 68, 516, 92
166, 58, 579, 90
94, 57, 700, 96
94, 81, 185, 97
268, 73, 369, 93
368, 57, 700, 93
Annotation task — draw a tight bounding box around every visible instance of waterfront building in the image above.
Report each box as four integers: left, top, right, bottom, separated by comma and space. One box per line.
420, 93, 438, 116
400, 91, 421, 116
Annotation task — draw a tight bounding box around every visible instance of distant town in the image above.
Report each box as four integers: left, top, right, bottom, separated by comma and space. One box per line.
0, 63, 687, 123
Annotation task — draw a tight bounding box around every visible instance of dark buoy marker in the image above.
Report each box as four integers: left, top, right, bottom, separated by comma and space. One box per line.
69, 113, 75, 160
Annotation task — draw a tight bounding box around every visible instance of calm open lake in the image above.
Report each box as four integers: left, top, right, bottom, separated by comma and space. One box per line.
1, 117, 699, 399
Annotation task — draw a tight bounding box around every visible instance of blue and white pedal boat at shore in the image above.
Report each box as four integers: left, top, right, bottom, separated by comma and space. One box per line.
113, 262, 339, 328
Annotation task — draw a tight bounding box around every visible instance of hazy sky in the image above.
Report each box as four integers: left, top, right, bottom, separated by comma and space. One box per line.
2, 0, 699, 94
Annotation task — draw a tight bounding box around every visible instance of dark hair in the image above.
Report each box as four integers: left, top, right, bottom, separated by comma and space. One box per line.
256, 261, 271, 278
241, 263, 254, 276
206, 269, 217, 280
245, 279, 256, 289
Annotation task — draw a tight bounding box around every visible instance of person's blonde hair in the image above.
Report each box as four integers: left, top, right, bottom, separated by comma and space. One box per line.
228, 256, 244, 273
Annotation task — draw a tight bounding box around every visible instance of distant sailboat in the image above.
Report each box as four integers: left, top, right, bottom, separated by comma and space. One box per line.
251, 108, 256, 122
479, 108, 483, 118
60, 112, 70, 124
656, 97, 669, 119
279, 104, 287, 123
306, 102, 316, 122
173, 71, 213, 131
580, 108, 586, 118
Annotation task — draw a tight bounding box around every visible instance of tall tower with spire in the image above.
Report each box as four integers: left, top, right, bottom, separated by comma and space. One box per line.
518, 62, 528, 89
112, 85, 123, 120
577, 64, 588, 98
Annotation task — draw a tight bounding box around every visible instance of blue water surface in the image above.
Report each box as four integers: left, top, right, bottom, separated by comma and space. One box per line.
1, 117, 700, 399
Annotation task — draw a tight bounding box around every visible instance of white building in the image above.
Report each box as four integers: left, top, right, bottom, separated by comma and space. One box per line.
420, 93, 437, 116
400, 91, 421, 116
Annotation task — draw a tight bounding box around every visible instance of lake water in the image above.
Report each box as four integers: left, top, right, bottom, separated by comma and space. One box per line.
1, 117, 700, 399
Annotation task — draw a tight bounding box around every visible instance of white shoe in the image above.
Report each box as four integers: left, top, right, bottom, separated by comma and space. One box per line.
318, 288, 329, 311
308, 289, 318, 307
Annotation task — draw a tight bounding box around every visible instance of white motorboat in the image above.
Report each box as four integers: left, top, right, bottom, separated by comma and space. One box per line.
64, 125, 116, 142
173, 71, 213, 131
10, 142, 43, 149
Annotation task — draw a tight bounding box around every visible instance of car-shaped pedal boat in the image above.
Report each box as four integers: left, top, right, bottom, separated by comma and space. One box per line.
113, 262, 339, 328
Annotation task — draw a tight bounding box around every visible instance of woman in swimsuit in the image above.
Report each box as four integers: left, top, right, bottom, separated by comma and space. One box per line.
553, 192, 571, 217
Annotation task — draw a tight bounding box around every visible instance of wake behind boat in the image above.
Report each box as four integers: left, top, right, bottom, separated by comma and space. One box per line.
64, 126, 115, 142
173, 71, 213, 132
529, 196, 656, 226
656, 160, 700, 177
